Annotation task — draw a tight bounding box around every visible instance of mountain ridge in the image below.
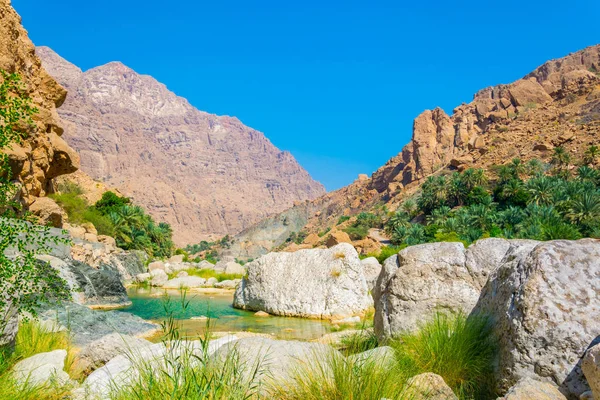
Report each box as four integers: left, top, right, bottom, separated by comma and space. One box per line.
37, 46, 325, 245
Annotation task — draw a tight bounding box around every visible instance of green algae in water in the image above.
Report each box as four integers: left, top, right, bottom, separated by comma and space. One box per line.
125, 287, 334, 341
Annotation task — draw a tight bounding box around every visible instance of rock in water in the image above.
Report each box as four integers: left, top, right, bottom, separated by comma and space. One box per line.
474, 239, 600, 398
233, 243, 372, 320
12, 350, 70, 387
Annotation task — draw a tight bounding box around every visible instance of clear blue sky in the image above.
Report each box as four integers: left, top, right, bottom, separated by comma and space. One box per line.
13, 0, 600, 191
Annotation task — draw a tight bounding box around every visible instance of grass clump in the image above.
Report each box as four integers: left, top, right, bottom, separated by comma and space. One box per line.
338, 329, 378, 355
0, 320, 77, 400
391, 312, 497, 399
271, 349, 409, 400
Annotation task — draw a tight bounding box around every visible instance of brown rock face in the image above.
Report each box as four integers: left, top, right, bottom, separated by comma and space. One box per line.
37, 47, 325, 245
0, 0, 79, 209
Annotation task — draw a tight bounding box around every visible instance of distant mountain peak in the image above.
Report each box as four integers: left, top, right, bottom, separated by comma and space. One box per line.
38, 46, 325, 245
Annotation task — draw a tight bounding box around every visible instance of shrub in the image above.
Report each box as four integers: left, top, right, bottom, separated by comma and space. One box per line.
343, 225, 369, 240
391, 312, 497, 399
337, 215, 350, 225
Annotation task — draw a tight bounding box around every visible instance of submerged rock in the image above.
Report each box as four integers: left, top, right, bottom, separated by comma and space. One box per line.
233, 243, 372, 320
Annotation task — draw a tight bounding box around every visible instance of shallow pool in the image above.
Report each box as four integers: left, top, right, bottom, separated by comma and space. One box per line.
125, 287, 334, 341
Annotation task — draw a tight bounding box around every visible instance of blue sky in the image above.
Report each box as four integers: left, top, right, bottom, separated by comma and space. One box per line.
13, 0, 600, 191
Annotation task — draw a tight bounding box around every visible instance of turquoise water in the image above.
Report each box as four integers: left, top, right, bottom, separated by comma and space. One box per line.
125, 287, 334, 341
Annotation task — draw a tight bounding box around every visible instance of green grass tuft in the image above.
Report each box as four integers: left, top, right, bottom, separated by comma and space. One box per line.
167, 268, 243, 282
390, 312, 497, 399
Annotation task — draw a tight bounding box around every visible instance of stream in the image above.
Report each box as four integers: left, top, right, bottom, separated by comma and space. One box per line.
125, 287, 335, 341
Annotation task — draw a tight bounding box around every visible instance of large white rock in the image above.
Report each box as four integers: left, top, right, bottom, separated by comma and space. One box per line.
233, 243, 372, 320
224, 261, 245, 275
196, 260, 215, 270
12, 349, 70, 387
74, 333, 152, 374
211, 337, 338, 386
150, 269, 168, 286
360, 256, 381, 291
373, 238, 535, 339
498, 377, 567, 400
474, 239, 600, 398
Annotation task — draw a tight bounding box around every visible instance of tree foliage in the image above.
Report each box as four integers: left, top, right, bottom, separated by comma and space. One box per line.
0, 72, 71, 340
386, 152, 600, 247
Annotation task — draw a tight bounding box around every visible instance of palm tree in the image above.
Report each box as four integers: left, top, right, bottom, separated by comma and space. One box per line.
427, 206, 452, 226
526, 177, 555, 206
584, 145, 599, 166
577, 165, 599, 184
461, 168, 487, 191
400, 199, 418, 219
526, 159, 545, 177
509, 158, 526, 179
566, 192, 600, 226
551, 147, 571, 175
386, 211, 410, 234
493, 164, 513, 184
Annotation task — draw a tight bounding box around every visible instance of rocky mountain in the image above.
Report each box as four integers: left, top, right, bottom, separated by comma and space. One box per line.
228, 44, 600, 259
37, 47, 325, 245
0, 0, 79, 220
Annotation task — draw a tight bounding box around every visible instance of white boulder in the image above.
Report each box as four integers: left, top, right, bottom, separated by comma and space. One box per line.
234, 243, 372, 320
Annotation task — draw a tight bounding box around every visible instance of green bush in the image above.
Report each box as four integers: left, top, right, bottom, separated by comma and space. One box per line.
337, 215, 350, 225
343, 225, 369, 240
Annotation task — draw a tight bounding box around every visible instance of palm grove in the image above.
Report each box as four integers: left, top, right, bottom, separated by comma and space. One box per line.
385, 145, 600, 247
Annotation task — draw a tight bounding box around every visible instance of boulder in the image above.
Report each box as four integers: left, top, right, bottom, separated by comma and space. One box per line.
196, 260, 215, 270
360, 257, 381, 291
326, 231, 352, 247
177, 271, 188, 278
150, 269, 168, 287
148, 261, 166, 272
254, 311, 270, 317
403, 373, 458, 400
508, 79, 553, 106
38, 254, 131, 307
37, 303, 158, 346
211, 337, 338, 386
135, 272, 151, 282
347, 346, 395, 368
28, 197, 65, 227
0, 300, 18, 350
74, 333, 152, 375
303, 233, 321, 246
373, 238, 535, 340
224, 261, 245, 275
162, 276, 206, 289
498, 377, 567, 400
234, 243, 372, 320
582, 343, 600, 399
204, 277, 218, 287
12, 349, 70, 387
168, 254, 185, 263
214, 279, 238, 289
473, 239, 600, 397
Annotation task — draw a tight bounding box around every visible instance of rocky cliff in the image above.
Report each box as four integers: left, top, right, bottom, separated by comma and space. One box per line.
0, 0, 79, 221
227, 44, 600, 258
37, 47, 325, 245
